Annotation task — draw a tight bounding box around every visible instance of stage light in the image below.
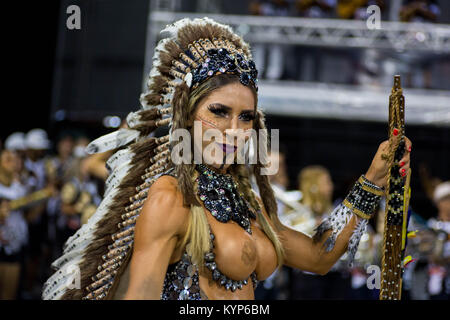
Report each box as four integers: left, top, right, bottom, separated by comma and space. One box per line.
54, 109, 66, 121
103, 116, 121, 128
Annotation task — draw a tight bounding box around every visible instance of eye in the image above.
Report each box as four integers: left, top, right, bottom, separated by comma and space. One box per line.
208, 105, 228, 117
239, 111, 255, 122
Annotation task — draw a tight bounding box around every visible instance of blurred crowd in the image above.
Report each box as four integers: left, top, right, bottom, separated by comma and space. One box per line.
254, 149, 449, 300
248, 0, 446, 89
248, 0, 441, 21
0, 129, 448, 300
0, 129, 107, 299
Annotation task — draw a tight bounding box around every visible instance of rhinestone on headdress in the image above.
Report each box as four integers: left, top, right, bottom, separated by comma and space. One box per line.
188, 48, 258, 91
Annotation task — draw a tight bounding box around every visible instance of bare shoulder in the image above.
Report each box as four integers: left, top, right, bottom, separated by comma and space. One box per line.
134, 174, 190, 245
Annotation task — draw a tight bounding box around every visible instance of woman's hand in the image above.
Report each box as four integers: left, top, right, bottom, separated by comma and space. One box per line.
365, 128, 412, 188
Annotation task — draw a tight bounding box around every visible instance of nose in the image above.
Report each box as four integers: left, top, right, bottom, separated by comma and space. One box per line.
230, 116, 239, 130
230, 115, 251, 130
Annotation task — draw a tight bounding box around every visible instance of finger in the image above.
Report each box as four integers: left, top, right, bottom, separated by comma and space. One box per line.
398, 158, 410, 168
404, 136, 412, 153
399, 151, 411, 165
399, 165, 410, 177
403, 167, 411, 177
379, 140, 389, 151
388, 127, 402, 152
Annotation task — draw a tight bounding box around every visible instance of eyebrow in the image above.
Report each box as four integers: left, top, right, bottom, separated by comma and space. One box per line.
209, 103, 255, 113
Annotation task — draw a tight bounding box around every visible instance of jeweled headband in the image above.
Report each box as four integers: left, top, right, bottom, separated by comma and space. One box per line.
169, 37, 258, 91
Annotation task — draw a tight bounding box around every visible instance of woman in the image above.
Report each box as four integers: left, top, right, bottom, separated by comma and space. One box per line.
0, 149, 29, 299
43, 17, 412, 300
291, 165, 351, 299
298, 166, 334, 225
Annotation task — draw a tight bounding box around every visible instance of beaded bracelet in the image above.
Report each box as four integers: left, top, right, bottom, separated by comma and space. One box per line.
360, 175, 385, 194
343, 175, 384, 220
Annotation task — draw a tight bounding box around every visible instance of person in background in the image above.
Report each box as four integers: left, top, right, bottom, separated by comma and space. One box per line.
4, 132, 28, 186
296, 0, 336, 18
0, 148, 29, 299
399, 0, 440, 23
427, 181, 450, 299
298, 165, 334, 223
22, 128, 52, 299
82, 120, 128, 182
336, 0, 384, 20
4, 132, 27, 163
45, 133, 75, 262
290, 165, 352, 299
46, 134, 74, 186
398, 180, 449, 300
24, 129, 51, 192
58, 140, 101, 245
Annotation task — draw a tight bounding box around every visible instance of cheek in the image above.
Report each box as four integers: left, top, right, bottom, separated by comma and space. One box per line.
194, 108, 224, 131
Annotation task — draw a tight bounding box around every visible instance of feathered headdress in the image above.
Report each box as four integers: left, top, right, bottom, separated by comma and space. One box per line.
42, 17, 258, 300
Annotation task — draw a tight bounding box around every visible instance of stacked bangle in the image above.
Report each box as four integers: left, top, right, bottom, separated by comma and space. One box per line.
343, 175, 384, 219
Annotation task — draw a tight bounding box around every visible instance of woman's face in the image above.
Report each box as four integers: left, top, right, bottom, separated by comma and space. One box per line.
0, 150, 20, 174
58, 136, 74, 159
191, 82, 256, 172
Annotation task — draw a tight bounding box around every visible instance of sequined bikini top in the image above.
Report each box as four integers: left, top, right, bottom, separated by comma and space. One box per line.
159, 166, 259, 300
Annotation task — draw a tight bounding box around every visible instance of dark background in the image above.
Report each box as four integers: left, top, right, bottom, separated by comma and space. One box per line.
2, 0, 449, 221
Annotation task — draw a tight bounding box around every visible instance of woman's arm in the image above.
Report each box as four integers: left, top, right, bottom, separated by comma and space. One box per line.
261, 197, 361, 275
267, 134, 412, 275
123, 175, 190, 299
83, 151, 112, 181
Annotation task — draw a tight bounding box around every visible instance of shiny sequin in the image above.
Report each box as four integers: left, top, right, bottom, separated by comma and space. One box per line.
195, 164, 257, 234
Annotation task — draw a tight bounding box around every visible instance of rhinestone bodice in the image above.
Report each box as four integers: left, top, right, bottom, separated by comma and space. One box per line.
158, 166, 259, 300
160, 251, 202, 300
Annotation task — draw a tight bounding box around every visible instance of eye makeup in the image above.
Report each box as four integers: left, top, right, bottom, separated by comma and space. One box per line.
207, 103, 255, 122
238, 110, 256, 122
207, 103, 230, 118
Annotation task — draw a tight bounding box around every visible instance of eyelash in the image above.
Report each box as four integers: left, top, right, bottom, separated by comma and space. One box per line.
239, 113, 255, 122
208, 106, 255, 122
208, 105, 227, 117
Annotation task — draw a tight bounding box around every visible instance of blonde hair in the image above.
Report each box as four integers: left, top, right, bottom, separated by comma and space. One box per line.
298, 165, 333, 216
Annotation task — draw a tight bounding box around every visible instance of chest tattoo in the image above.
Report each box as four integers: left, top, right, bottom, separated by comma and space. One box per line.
241, 240, 257, 266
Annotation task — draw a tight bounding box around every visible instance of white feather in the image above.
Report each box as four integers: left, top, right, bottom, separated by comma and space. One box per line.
85, 129, 140, 154
104, 162, 132, 197
160, 18, 191, 38
52, 248, 86, 270
106, 148, 133, 173
126, 111, 141, 128
43, 257, 82, 300
66, 177, 121, 251
63, 188, 118, 252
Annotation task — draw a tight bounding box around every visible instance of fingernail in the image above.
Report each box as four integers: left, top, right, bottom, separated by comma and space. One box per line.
400, 161, 405, 167
401, 168, 406, 175
393, 128, 399, 136
408, 146, 411, 152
